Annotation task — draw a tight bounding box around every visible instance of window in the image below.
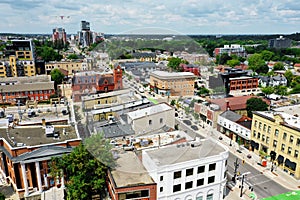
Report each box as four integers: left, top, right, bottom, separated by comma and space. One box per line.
149, 120, 152, 125
262, 135, 265, 142
266, 136, 270, 144
254, 120, 257, 127
160, 118, 163, 124
290, 136, 294, 143
207, 194, 214, 200
288, 147, 292, 155
122, 189, 149, 199
283, 132, 287, 140
173, 171, 181, 179
197, 178, 204, 186
281, 144, 285, 152
209, 163, 216, 171
275, 129, 279, 137
297, 138, 300, 146
259, 122, 262, 129
273, 140, 277, 148
186, 168, 193, 176
257, 132, 261, 139
173, 184, 181, 193
268, 126, 271, 133
160, 176, 163, 181
253, 130, 256, 137
208, 176, 215, 184
263, 124, 267, 132
295, 150, 299, 158
160, 187, 163, 192
197, 166, 205, 173
185, 181, 193, 190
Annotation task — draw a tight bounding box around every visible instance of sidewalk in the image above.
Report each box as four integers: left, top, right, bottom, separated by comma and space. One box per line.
196, 122, 300, 192
225, 186, 256, 200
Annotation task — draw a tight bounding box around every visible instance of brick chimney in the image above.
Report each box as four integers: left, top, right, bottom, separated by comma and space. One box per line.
225, 100, 230, 110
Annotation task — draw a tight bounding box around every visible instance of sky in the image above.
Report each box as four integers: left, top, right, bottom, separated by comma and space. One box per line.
0, 0, 300, 35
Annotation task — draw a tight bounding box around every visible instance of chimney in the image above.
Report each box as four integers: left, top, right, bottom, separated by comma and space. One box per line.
225, 100, 230, 111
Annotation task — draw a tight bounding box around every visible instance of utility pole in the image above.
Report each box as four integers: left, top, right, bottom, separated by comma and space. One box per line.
233, 158, 239, 183
239, 172, 251, 197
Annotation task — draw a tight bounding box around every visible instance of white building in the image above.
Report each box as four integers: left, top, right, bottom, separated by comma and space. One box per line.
142, 138, 229, 200
127, 103, 175, 134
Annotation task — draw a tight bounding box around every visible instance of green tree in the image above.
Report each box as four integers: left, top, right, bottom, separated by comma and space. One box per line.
273, 62, 285, 71
167, 57, 187, 72
50, 68, 65, 90
248, 53, 268, 74
0, 192, 4, 200
261, 50, 275, 61
246, 97, 268, 118
274, 85, 288, 96
226, 59, 240, 67
197, 87, 210, 96
290, 84, 300, 94
261, 87, 274, 96
36, 46, 62, 62
67, 54, 79, 60
284, 70, 294, 86
170, 99, 176, 106
216, 53, 232, 65
50, 133, 114, 200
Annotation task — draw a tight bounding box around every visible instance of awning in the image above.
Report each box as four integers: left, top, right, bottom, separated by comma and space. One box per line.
277, 155, 284, 164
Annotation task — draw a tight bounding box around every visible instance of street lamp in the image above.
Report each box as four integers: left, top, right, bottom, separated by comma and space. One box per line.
239, 172, 251, 197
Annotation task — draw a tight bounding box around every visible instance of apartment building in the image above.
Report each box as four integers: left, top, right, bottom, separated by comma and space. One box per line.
251, 105, 300, 178
150, 71, 196, 96
45, 60, 88, 76
228, 76, 259, 96
127, 103, 175, 134
214, 44, 246, 57
0, 75, 55, 104
142, 138, 229, 200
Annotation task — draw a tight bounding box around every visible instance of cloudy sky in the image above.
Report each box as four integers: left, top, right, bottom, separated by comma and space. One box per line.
0, 0, 300, 35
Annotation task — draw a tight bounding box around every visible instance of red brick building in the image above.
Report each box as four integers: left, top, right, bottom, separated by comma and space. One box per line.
106, 151, 157, 200
0, 125, 81, 198
0, 75, 55, 105
228, 76, 259, 96
72, 65, 123, 102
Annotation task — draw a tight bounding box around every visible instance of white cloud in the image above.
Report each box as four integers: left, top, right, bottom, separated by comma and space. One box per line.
0, 0, 299, 34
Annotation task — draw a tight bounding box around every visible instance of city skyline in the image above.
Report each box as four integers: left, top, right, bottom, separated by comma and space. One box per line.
0, 0, 300, 35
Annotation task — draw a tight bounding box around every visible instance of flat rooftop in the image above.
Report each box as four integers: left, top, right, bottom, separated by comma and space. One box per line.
144, 139, 227, 167
127, 103, 173, 120
273, 104, 300, 116
111, 151, 154, 187
0, 126, 77, 147
150, 71, 196, 79
81, 89, 132, 101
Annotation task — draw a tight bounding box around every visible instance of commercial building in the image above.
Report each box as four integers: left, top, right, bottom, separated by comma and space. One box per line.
45, 59, 89, 76
127, 103, 175, 134
251, 105, 300, 178
214, 44, 246, 57
142, 138, 229, 200
228, 76, 259, 96
0, 75, 55, 105
217, 110, 252, 147
107, 151, 157, 200
150, 71, 196, 96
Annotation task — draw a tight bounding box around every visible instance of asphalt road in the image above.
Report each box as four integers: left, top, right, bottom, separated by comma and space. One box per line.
227, 152, 289, 199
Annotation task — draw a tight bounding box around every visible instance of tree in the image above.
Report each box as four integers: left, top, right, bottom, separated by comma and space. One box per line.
0, 193, 4, 200
216, 53, 232, 65
67, 54, 79, 60
274, 85, 288, 96
261, 50, 275, 61
290, 84, 300, 94
284, 70, 294, 86
261, 87, 274, 96
273, 62, 285, 71
50, 68, 65, 91
197, 87, 210, 96
246, 97, 268, 118
226, 59, 240, 67
36, 46, 62, 62
170, 99, 176, 106
248, 53, 268, 74
50, 133, 114, 200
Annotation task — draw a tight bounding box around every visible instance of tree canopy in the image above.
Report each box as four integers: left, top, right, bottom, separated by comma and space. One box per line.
50, 133, 115, 200
273, 62, 285, 71
248, 53, 268, 74
167, 57, 188, 72
246, 97, 269, 118
50, 68, 65, 86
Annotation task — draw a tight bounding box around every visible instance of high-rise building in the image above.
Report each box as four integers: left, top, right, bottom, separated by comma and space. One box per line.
81, 20, 90, 31
52, 27, 67, 45
268, 36, 292, 49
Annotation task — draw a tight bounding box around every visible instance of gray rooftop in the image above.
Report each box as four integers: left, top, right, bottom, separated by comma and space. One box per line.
150, 71, 196, 79
110, 151, 154, 187
219, 110, 242, 122
144, 139, 227, 166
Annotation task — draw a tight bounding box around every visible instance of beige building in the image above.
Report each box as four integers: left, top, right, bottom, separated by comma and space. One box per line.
0, 56, 35, 77
45, 59, 91, 76
127, 102, 175, 134
150, 71, 196, 96
251, 105, 300, 179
